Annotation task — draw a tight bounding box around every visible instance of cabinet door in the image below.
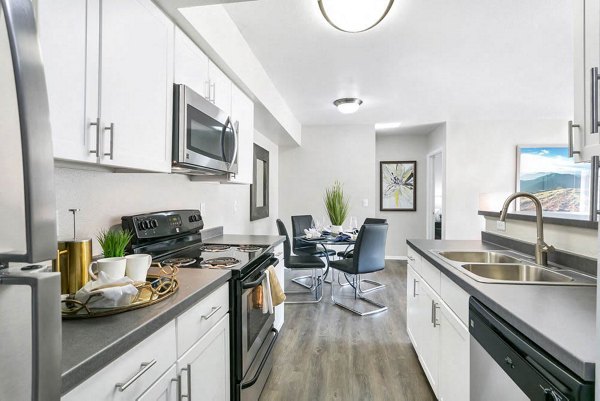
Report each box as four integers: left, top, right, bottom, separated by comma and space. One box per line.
406, 265, 421, 351
574, 0, 600, 161
178, 314, 230, 401
229, 85, 254, 184
174, 28, 210, 99
37, 0, 99, 163
99, 0, 173, 172
208, 61, 232, 115
417, 281, 440, 397
137, 365, 177, 401
439, 302, 470, 401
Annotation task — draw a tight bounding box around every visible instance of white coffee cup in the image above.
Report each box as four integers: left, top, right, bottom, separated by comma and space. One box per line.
125, 254, 152, 283
88, 257, 127, 281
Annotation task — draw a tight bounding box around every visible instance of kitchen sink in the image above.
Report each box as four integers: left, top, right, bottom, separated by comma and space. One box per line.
437, 251, 521, 264
460, 263, 573, 284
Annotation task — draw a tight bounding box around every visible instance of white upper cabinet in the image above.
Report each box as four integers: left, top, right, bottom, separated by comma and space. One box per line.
98, 0, 173, 172
208, 61, 232, 115
38, 0, 173, 172
230, 85, 254, 184
38, 0, 97, 163
573, 0, 600, 161
174, 28, 210, 99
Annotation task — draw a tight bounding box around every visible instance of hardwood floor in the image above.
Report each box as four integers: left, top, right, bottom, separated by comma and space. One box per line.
260, 260, 436, 401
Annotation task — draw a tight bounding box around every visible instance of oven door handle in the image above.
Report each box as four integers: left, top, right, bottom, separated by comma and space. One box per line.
242, 271, 267, 289
241, 328, 279, 389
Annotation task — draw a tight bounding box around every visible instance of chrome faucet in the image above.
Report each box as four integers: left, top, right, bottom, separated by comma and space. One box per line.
499, 192, 554, 266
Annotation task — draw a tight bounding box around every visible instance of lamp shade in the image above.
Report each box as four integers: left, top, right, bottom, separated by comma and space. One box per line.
318, 0, 394, 33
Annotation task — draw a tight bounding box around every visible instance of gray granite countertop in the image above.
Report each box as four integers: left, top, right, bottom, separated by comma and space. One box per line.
61, 268, 231, 395
203, 234, 285, 248
407, 239, 596, 381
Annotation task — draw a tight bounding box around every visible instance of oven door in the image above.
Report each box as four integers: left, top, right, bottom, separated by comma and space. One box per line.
175, 84, 234, 173
241, 264, 276, 375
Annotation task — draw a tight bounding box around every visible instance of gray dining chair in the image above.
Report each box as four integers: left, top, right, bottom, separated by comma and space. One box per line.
330, 223, 389, 316
337, 217, 388, 293
277, 219, 326, 304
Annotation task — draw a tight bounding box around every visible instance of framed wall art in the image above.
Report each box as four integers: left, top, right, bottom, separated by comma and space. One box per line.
380, 161, 416, 211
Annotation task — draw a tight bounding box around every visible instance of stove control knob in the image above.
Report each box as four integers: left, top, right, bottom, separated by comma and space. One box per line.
138, 221, 145, 230
141, 220, 149, 230
189, 215, 195, 222
151, 219, 158, 228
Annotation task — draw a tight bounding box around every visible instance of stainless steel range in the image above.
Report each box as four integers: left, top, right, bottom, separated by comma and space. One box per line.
122, 209, 278, 401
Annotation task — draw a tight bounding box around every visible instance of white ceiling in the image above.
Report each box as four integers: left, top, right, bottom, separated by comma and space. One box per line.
224, 0, 573, 126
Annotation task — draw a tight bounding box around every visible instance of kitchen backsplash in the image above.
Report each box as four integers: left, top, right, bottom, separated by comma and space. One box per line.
54, 132, 279, 255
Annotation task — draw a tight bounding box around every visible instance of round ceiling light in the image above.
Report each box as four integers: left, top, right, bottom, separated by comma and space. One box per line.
334, 98, 363, 114
318, 0, 395, 33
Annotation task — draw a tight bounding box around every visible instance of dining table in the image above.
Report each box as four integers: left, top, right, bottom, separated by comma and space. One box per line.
295, 233, 356, 283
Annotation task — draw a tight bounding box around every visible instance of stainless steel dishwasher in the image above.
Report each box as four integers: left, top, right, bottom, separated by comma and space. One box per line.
469, 298, 594, 401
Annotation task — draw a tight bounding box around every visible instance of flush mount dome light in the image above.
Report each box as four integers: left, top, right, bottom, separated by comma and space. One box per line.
334, 98, 363, 114
318, 0, 395, 33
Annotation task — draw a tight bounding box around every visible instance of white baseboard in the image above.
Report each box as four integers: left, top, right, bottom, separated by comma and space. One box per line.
386, 255, 407, 260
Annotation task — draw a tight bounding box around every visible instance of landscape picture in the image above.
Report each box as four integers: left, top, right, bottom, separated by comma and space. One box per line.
517, 146, 590, 213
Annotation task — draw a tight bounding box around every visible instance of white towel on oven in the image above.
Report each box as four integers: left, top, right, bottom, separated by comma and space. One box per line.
262, 270, 274, 315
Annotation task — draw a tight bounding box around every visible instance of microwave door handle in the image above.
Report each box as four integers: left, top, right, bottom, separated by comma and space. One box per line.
230, 119, 239, 167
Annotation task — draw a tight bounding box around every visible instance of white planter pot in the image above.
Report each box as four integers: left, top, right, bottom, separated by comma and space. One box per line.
331, 225, 343, 234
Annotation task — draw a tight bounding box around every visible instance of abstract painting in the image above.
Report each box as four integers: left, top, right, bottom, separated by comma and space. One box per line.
516, 146, 590, 214
380, 161, 416, 211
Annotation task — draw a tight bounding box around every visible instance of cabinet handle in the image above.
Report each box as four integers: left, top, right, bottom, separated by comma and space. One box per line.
115, 359, 157, 391
568, 121, 581, 158
201, 305, 221, 320
181, 364, 192, 400
89, 118, 101, 157
432, 301, 440, 327
592, 67, 600, 134
210, 82, 216, 103
408, 256, 415, 262
103, 122, 114, 160
204, 80, 211, 100
412, 278, 419, 297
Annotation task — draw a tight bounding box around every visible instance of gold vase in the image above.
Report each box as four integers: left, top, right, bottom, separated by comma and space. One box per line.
52, 239, 93, 295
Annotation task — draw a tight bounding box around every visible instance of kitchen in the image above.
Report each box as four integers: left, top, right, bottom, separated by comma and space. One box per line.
0, 0, 598, 400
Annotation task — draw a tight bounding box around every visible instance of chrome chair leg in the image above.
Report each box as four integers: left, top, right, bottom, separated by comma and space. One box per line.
331, 272, 387, 316
291, 274, 314, 289
285, 269, 324, 304
357, 277, 386, 294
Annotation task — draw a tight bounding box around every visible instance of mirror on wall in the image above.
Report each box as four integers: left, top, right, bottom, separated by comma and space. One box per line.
250, 144, 269, 221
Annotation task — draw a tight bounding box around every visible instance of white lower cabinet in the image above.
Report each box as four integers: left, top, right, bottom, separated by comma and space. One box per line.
137, 365, 178, 401
438, 302, 470, 401
177, 314, 230, 401
273, 243, 285, 331
62, 283, 230, 401
62, 322, 177, 401
407, 263, 469, 401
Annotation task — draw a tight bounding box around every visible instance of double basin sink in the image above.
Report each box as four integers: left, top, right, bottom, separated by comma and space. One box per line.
434, 251, 595, 286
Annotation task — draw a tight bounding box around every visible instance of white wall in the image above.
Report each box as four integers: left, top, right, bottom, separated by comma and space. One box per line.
278, 125, 376, 233
444, 120, 565, 239
54, 131, 278, 255
376, 134, 429, 256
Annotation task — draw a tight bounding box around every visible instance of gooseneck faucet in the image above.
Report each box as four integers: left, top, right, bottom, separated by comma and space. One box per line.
499, 192, 554, 266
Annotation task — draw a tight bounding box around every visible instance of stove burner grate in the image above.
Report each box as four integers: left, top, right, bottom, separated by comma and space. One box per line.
162, 257, 196, 267
201, 244, 231, 252
202, 257, 241, 269
238, 245, 262, 253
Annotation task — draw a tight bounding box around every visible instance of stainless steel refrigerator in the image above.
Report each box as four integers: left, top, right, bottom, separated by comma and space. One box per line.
0, 0, 61, 400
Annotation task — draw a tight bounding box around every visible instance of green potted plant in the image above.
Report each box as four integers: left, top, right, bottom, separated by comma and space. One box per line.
324, 181, 350, 234
97, 228, 133, 258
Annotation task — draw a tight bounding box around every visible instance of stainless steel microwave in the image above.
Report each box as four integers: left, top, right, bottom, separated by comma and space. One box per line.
172, 84, 238, 175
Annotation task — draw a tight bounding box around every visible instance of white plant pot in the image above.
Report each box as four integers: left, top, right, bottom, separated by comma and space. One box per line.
331, 225, 343, 234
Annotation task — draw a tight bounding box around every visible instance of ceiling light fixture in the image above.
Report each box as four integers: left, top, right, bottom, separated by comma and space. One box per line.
318, 0, 395, 33
375, 122, 402, 130
334, 98, 363, 114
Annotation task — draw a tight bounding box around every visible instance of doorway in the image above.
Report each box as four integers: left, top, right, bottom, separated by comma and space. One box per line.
427, 150, 444, 239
